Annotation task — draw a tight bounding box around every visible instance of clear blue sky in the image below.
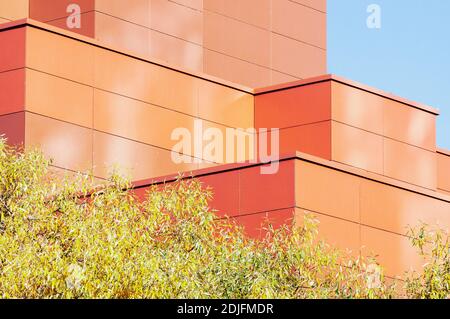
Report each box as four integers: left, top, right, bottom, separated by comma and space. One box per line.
328, 0, 450, 149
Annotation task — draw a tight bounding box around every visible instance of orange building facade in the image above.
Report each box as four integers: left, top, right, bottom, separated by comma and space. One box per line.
0, 1, 449, 279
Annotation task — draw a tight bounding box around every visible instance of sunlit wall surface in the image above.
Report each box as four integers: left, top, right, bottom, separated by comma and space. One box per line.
0, 1, 449, 279
0, 0, 327, 88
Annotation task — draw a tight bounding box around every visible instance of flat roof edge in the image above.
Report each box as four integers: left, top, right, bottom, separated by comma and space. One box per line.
437, 148, 450, 157
254, 74, 440, 115
0, 18, 254, 94
0, 19, 441, 115
133, 152, 450, 203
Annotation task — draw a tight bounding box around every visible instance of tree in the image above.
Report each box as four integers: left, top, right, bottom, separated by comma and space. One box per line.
0, 138, 447, 298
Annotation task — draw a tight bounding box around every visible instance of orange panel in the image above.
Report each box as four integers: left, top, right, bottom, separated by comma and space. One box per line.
149, 30, 203, 72
201, 120, 255, 164
360, 178, 450, 236
29, 0, 94, 22
271, 33, 326, 79
203, 49, 271, 88
93, 89, 196, 154
94, 47, 198, 116
295, 208, 360, 256
272, 0, 326, 49
150, 0, 203, 45
332, 121, 383, 174
384, 138, 437, 189
149, 68, 199, 116
26, 27, 94, 85
0, 18, 9, 23
276, 121, 331, 159
270, 71, 299, 86
204, 0, 271, 29
95, 12, 148, 56
93, 131, 198, 181
295, 160, 360, 223
437, 152, 450, 192
0, 0, 29, 20
0, 69, 25, 115
95, 0, 149, 26
384, 101, 436, 151
25, 69, 93, 127
44, 11, 95, 38
170, 0, 203, 11
198, 79, 254, 128
0, 111, 25, 145
361, 226, 424, 277
25, 113, 93, 172
239, 160, 295, 215
204, 10, 270, 67
93, 48, 153, 99
255, 81, 331, 129
291, 0, 327, 12
331, 81, 384, 135
48, 165, 107, 186
0, 27, 26, 73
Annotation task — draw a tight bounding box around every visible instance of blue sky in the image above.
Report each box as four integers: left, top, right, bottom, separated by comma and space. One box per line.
328, 0, 450, 149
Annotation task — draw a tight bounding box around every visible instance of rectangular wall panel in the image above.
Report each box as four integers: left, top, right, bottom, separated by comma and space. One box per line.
295, 208, 360, 256
384, 138, 437, 189
0, 111, 25, 145
25, 113, 93, 172
0, 0, 29, 20
295, 160, 361, 223
0, 27, 26, 72
93, 131, 199, 181
26, 27, 95, 85
26, 69, 93, 127
0, 69, 25, 115
437, 151, 450, 193
332, 121, 383, 174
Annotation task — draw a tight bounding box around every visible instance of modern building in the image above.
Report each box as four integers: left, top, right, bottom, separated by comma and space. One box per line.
0, 0, 449, 279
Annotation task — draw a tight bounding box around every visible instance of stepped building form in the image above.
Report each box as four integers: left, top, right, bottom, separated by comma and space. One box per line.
0, 0, 449, 278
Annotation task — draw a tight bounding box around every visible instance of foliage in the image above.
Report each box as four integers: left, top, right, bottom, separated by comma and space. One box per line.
405, 224, 449, 299
0, 138, 448, 298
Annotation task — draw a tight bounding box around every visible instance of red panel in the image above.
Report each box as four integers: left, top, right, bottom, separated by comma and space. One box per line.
132, 186, 148, 202
239, 160, 295, 215
198, 170, 240, 217
0, 111, 25, 146
265, 208, 296, 230
0, 27, 26, 73
234, 208, 295, 239
255, 81, 331, 129
278, 121, 331, 159
29, 0, 95, 22
0, 69, 25, 116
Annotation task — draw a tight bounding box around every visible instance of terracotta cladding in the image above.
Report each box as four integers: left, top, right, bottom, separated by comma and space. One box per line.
0, 0, 29, 21
0, 23, 255, 180
133, 156, 450, 277
254, 79, 440, 190
437, 151, 450, 193
0, 10, 449, 280
1, 0, 327, 88
0, 22, 444, 189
